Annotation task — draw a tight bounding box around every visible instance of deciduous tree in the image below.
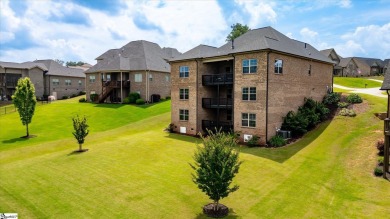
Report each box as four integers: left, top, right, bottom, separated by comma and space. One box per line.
226, 23, 250, 42
72, 115, 90, 152
12, 77, 37, 137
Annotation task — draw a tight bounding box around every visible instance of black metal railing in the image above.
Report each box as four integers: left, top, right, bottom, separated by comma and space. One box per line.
202, 98, 232, 109
202, 120, 233, 132
202, 73, 233, 85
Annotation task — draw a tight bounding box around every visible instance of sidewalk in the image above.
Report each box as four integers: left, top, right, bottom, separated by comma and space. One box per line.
333, 84, 386, 98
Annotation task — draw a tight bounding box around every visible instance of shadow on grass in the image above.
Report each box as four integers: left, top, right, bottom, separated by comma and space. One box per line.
2, 135, 36, 144
134, 100, 170, 109
164, 132, 200, 144
194, 207, 239, 219
67, 149, 89, 156
239, 120, 332, 163
94, 103, 126, 109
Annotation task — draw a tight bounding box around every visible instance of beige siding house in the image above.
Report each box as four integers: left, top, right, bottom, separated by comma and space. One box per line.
85, 40, 180, 103
169, 26, 333, 144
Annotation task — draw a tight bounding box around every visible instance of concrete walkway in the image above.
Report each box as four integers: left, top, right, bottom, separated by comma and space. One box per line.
333, 84, 387, 98
368, 79, 383, 83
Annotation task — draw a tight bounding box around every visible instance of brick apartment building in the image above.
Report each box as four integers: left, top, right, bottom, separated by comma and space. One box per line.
85, 40, 180, 103
169, 26, 333, 144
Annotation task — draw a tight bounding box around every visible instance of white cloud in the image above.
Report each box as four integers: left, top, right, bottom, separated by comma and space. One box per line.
285, 32, 294, 39
338, 0, 352, 8
234, 0, 277, 28
298, 27, 328, 50
0, 0, 227, 64
0, 31, 15, 42
336, 23, 390, 58
300, 27, 318, 39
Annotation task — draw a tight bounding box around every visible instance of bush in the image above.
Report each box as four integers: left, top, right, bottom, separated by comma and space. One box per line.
323, 92, 341, 105
166, 96, 171, 100
339, 108, 356, 117
90, 93, 98, 102
246, 135, 259, 147
346, 93, 362, 104
164, 123, 174, 133
377, 139, 384, 155
378, 156, 384, 166
337, 102, 349, 108
281, 111, 309, 137
374, 166, 383, 176
62, 96, 69, 99
128, 92, 141, 103
268, 135, 287, 147
78, 91, 86, 96
136, 98, 145, 105
79, 98, 86, 103
123, 97, 131, 104
71, 94, 77, 98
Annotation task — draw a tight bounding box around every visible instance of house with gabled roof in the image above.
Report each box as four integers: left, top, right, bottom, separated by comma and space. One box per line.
338, 57, 360, 77
320, 48, 342, 75
353, 57, 385, 76
85, 40, 180, 103
169, 26, 333, 144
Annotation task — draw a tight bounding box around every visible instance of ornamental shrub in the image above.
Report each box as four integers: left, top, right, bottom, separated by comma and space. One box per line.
246, 135, 259, 147
281, 111, 309, 137
268, 135, 287, 147
346, 93, 362, 103
339, 108, 356, 117
337, 102, 349, 108
136, 98, 145, 105
128, 92, 141, 103
123, 97, 131, 104
78, 98, 86, 103
90, 93, 98, 102
377, 139, 384, 156
323, 92, 341, 105
374, 166, 383, 176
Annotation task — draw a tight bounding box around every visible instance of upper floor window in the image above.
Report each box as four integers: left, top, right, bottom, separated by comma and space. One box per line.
179, 109, 189, 121
149, 73, 153, 81
179, 88, 189, 100
89, 75, 95, 83
78, 80, 82, 86
242, 87, 256, 101
179, 66, 189, 78
65, 79, 71, 85
52, 79, 59, 85
275, 59, 283, 74
242, 113, 256, 127
243, 59, 257, 74
165, 75, 170, 82
135, 73, 142, 82
308, 64, 312, 76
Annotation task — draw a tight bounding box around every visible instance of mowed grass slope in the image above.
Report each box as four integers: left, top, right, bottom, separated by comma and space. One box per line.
1, 95, 389, 218
334, 77, 382, 88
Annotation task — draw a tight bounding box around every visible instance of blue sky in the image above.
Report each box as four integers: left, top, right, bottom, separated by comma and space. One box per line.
1, 0, 389, 64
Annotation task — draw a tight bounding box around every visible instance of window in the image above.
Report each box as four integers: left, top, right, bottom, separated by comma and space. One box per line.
242, 87, 256, 101
90, 91, 95, 94
106, 74, 111, 81
135, 73, 142, 82
243, 59, 257, 74
308, 64, 311, 76
52, 79, 59, 85
179, 88, 189, 100
275, 59, 283, 74
179, 109, 189, 121
78, 80, 82, 86
89, 75, 95, 83
149, 73, 153, 81
242, 113, 256, 127
165, 75, 170, 82
179, 66, 189, 78
65, 79, 71, 85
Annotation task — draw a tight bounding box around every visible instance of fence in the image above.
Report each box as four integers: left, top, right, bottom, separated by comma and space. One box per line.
0, 101, 50, 116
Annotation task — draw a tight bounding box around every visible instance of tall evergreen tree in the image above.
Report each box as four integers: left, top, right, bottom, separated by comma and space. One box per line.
12, 77, 37, 137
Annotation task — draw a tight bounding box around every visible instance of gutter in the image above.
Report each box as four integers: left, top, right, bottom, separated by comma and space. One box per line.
266, 51, 270, 143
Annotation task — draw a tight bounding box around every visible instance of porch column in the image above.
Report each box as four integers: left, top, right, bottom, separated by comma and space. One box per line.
120, 72, 123, 103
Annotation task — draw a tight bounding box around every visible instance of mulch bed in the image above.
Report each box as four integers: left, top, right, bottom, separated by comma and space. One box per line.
203, 203, 229, 218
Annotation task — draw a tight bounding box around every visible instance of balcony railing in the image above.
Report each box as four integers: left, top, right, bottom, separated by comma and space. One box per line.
102, 80, 130, 88
202, 98, 232, 109
202, 73, 233, 85
202, 120, 233, 133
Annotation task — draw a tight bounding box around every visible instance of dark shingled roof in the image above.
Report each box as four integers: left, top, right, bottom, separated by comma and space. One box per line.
34, 60, 85, 78
0, 61, 48, 71
381, 72, 390, 90
339, 57, 353, 68
354, 57, 385, 67
86, 40, 181, 73
171, 26, 332, 64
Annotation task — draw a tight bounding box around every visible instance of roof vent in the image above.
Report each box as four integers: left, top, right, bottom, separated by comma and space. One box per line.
304, 43, 307, 48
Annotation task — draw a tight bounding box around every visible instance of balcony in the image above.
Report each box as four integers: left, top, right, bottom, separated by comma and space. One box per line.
102, 80, 130, 88
202, 120, 233, 133
202, 98, 232, 109
202, 73, 233, 86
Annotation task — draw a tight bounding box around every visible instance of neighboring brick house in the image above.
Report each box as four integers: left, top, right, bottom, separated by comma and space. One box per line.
0, 60, 86, 100
169, 26, 333, 144
320, 48, 342, 75
338, 57, 360, 77
33, 60, 86, 99
0, 61, 48, 99
85, 40, 180, 103
353, 57, 385, 76
384, 59, 390, 74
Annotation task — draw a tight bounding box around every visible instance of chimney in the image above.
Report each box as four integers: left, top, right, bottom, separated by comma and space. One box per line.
231, 39, 234, 50
304, 43, 307, 48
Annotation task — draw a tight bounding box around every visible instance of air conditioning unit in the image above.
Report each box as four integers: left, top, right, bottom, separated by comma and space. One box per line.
243, 134, 253, 142
277, 130, 291, 139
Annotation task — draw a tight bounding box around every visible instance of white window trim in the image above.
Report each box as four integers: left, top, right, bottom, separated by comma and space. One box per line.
243, 59, 257, 74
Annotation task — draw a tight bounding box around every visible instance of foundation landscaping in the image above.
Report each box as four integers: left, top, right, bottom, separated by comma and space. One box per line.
0, 77, 389, 218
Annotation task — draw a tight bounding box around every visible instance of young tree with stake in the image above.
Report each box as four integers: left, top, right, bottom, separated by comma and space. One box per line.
72, 115, 89, 152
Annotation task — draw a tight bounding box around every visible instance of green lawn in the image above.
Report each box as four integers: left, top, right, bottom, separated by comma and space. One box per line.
0, 96, 389, 218
334, 77, 382, 88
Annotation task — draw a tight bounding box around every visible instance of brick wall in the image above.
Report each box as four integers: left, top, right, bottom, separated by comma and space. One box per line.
47, 75, 85, 99
27, 67, 44, 97
85, 72, 102, 101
